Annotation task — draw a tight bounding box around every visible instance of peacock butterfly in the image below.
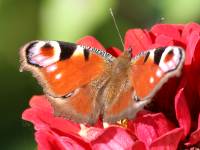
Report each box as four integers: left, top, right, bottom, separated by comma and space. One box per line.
20, 39, 185, 125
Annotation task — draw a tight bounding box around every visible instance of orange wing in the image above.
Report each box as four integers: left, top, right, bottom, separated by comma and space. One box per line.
102, 51, 151, 123
103, 46, 185, 123
131, 46, 185, 100
20, 40, 114, 124
103, 86, 151, 123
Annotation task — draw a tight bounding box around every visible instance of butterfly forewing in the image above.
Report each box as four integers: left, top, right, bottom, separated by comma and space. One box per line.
20, 41, 112, 97
20, 40, 114, 124
131, 46, 185, 100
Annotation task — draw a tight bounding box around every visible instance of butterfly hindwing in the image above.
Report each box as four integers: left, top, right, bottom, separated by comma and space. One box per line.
48, 83, 105, 124
103, 84, 150, 123
20, 40, 114, 124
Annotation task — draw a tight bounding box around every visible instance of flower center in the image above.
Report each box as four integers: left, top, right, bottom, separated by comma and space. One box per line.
117, 119, 128, 128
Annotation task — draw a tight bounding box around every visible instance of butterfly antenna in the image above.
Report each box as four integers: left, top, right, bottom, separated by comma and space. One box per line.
109, 8, 124, 49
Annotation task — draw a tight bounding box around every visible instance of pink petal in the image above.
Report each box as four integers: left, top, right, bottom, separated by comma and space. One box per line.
77, 36, 106, 50
128, 113, 175, 146
185, 113, 200, 146
124, 29, 152, 56
91, 126, 137, 150
79, 126, 104, 142
150, 128, 184, 150
106, 47, 122, 57
151, 24, 181, 41
36, 129, 91, 150
175, 84, 191, 138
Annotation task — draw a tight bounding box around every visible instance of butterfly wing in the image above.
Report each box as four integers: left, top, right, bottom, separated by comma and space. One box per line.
103, 46, 185, 123
102, 51, 150, 123
20, 40, 115, 124
103, 81, 151, 123
131, 46, 185, 100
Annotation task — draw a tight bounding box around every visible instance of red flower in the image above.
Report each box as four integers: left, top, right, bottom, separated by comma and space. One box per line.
22, 23, 200, 149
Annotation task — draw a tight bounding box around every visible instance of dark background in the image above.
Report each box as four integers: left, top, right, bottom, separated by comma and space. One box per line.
0, 0, 200, 149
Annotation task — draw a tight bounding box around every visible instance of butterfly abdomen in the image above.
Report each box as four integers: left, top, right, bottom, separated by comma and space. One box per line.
102, 51, 132, 106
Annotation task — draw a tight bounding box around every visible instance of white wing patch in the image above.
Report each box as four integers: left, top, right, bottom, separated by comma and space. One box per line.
46, 64, 57, 72
55, 73, 62, 80
159, 46, 182, 72
73, 45, 84, 57
28, 41, 61, 67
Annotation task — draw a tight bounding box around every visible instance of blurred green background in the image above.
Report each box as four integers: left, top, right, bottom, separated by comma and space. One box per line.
0, 0, 200, 149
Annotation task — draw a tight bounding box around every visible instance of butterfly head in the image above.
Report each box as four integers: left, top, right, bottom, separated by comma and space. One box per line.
121, 47, 132, 60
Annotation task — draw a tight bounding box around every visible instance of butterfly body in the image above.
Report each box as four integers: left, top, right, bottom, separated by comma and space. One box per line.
20, 40, 185, 124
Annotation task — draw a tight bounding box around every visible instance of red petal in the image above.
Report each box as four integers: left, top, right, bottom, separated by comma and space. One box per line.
151, 24, 181, 41
183, 74, 200, 124
22, 108, 48, 130
132, 141, 147, 150
91, 126, 136, 150
192, 37, 200, 72
182, 22, 200, 43
175, 83, 191, 138
198, 114, 200, 131
36, 129, 91, 150
185, 113, 200, 146
106, 47, 122, 57
152, 76, 181, 120
29, 95, 52, 112
22, 96, 80, 134
171, 24, 184, 31
36, 130, 64, 150
185, 129, 200, 147
124, 29, 152, 56
128, 113, 175, 146
199, 80, 200, 99
77, 36, 106, 50
150, 128, 184, 150
185, 30, 200, 65
155, 34, 174, 46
